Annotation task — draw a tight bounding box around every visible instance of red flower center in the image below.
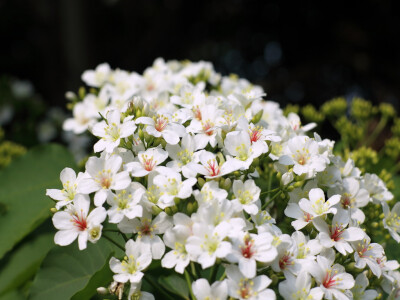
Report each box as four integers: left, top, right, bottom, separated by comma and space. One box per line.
205, 159, 221, 177
72, 211, 87, 231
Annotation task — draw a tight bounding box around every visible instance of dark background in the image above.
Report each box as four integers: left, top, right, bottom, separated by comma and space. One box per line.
1, 0, 400, 109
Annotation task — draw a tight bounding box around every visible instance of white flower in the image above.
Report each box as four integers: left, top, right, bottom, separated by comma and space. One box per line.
224, 130, 264, 169
92, 109, 136, 153
186, 222, 232, 269
136, 113, 185, 145
187, 151, 241, 179
227, 232, 277, 278
298, 188, 340, 218
128, 282, 155, 300
81, 63, 111, 87
109, 239, 152, 283
382, 202, 400, 243
165, 133, 200, 178
63, 102, 98, 134
46, 167, 87, 209
125, 147, 168, 177
231, 179, 261, 215
192, 279, 228, 300
187, 104, 224, 149
153, 170, 196, 207
314, 210, 365, 255
279, 271, 323, 300
193, 180, 228, 206
284, 202, 314, 230
118, 211, 172, 259
226, 265, 276, 300
362, 173, 393, 204
329, 177, 369, 223
352, 235, 384, 277
80, 155, 131, 206
52, 194, 106, 250
162, 224, 192, 274
106, 182, 145, 223
351, 273, 379, 300
279, 136, 328, 177
308, 250, 355, 300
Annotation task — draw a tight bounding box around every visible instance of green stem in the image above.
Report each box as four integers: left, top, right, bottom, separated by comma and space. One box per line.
261, 190, 282, 210
185, 269, 195, 300
103, 229, 128, 242
209, 265, 218, 283
190, 262, 198, 278
102, 234, 125, 251
260, 187, 280, 196
364, 117, 388, 147
219, 271, 226, 281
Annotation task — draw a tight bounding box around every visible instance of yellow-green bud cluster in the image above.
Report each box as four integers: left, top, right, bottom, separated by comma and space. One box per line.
384, 137, 400, 161
283, 104, 299, 116
0, 141, 26, 169
351, 97, 376, 121
392, 118, 400, 137
301, 104, 325, 123
350, 146, 378, 173
321, 97, 347, 117
378, 169, 395, 191
335, 116, 363, 144
379, 103, 396, 119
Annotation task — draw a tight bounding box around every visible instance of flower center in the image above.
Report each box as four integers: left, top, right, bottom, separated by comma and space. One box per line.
202, 120, 215, 136
154, 115, 168, 132
330, 225, 344, 241
72, 210, 87, 231
249, 126, 263, 143
205, 159, 221, 177
141, 155, 156, 171
121, 255, 138, 274
322, 270, 337, 288
96, 170, 112, 189
104, 123, 121, 141
279, 252, 293, 270
241, 235, 255, 258
238, 279, 255, 299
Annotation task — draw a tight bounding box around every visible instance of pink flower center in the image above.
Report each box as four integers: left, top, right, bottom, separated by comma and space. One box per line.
323, 271, 337, 288
330, 225, 344, 241
142, 155, 156, 171
72, 211, 87, 231
155, 116, 168, 132
205, 159, 221, 177
279, 252, 293, 270
202, 120, 214, 136
241, 236, 254, 258
193, 106, 202, 120
303, 212, 313, 222
249, 127, 263, 143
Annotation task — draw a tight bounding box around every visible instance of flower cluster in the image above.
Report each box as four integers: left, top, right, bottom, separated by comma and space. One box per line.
47, 58, 400, 299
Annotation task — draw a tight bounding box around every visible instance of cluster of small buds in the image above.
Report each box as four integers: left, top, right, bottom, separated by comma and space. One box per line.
47, 58, 400, 299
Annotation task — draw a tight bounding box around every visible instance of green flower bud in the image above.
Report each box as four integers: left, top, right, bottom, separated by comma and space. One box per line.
151, 205, 162, 216
283, 104, 299, 116
186, 202, 194, 215
379, 103, 396, 119
165, 207, 173, 216
78, 86, 86, 100
221, 178, 232, 191
174, 197, 181, 206
171, 205, 178, 213
392, 118, 400, 137
351, 97, 375, 121
350, 146, 378, 173
321, 97, 347, 117
301, 104, 325, 123
197, 177, 206, 188
251, 109, 264, 124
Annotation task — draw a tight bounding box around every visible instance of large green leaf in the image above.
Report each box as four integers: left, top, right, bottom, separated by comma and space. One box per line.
0, 233, 54, 296
0, 144, 76, 259
29, 240, 114, 300
158, 274, 189, 299
0, 290, 24, 300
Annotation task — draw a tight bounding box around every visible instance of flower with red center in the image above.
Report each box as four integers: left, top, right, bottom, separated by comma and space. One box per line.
205, 159, 221, 177
126, 148, 168, 177
330, 225, 344, 241
249, 126, 263, 143
52, 194, 107, 250
154, 115, 168, 132
202, 120, 215, 136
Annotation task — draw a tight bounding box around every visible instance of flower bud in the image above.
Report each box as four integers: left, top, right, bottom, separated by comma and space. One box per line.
251, 109, 263, 124
97, 287, 108, 295
197, 177, 205, 188
151, 205, 162, 216
78, 86, 86, 100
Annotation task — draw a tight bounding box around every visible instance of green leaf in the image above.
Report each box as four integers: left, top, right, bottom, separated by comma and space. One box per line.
0, 290, 24, 300
29, 240, 114, 300
71, 252, 114, 300
0, 233, 54, 296
0, 144, 76, 259
158, 274, 189, 299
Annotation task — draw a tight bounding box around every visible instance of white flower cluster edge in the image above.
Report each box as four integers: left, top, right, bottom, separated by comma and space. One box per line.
46, 58, 400, 300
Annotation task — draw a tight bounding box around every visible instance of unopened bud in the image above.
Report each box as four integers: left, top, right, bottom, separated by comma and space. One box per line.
221, 178, 232, 191
197, 177, 205, 188
165, 207, 173, 216
187, 202, 194, 214
78, 86, 86, 100
97, 287, 108, 295
50, 207, 58, 213
251, 109, 263, 124
151, 205, 162, 216
171, 205, 178, 213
